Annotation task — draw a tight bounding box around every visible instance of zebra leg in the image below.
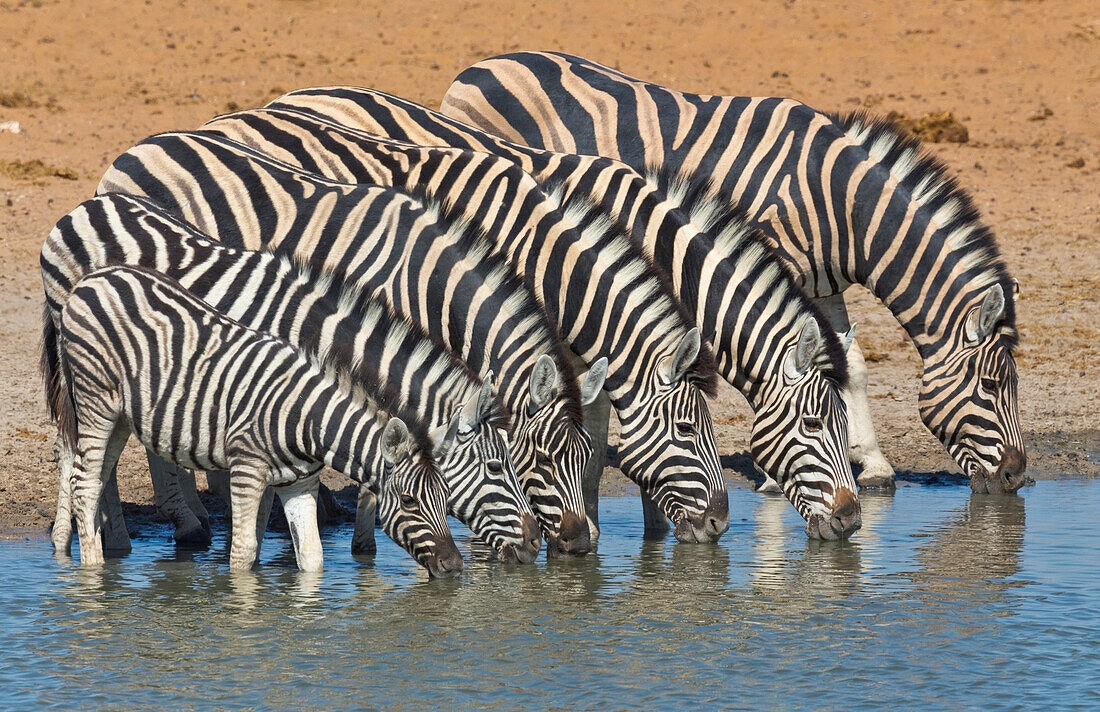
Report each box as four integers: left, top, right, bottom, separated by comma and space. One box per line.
352, 483, 378, 555
176, 466, 212, 537
275, 473, 324, 572
640, 490, 671, 537
97, 459, 132, 554
206, 470, 231, 507
253, 486, 275, 560
227, 469, 268, 570
815, 293, 897, 490
147, 450, 211, 545
581, 388, 612, 543
71, 418, 126, 566
754, 463, 783, 494
51, 435, 75, 554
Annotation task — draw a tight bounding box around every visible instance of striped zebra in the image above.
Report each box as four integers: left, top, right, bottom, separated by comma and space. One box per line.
251, 89, 860, 539
442, 51, 1026, 494
98, 130, 732, 544
46, 264, 462, 575
41, 193, 541, 564
94, 144, 599, 559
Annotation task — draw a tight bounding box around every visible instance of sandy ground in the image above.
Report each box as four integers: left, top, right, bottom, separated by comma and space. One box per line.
1, 0, 1097, 534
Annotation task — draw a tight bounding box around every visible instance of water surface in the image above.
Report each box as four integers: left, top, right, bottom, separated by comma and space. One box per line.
2, 481, 1098, 711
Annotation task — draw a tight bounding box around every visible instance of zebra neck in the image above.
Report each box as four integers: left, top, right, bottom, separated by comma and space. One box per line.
844, 169, 1002, 362
302, 381, 380, 484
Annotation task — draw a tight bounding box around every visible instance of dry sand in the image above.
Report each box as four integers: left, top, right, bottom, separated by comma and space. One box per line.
1, 0, 1097, 533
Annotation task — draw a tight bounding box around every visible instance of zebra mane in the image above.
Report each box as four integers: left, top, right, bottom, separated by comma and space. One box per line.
829, 110, 1018, 349
281, 250, 511, 435
104, 194, 442, 454
396, 181, 587, 426
643, 167, 851, 389
542, 179, 720, 396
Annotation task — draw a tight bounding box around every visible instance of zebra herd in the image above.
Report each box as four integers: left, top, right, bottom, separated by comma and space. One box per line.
41, 51, 1025, 576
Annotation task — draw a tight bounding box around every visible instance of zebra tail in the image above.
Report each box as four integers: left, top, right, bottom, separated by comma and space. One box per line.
40, 302, 77, 449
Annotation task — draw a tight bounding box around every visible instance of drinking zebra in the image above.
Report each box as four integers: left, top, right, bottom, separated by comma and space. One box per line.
94, 142, 598, 558
46, 264, 461, 575
248, 90, 860, 539
41, 193, 540, 563
442, 51, 1026, 494
98, 130, 731, 543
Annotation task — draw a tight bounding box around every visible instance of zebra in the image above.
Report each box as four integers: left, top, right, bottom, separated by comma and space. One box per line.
46, 264, 462, 576
98, 130, 732, 544
199, 107, 612, 554
251, 89, 860, 539
41, 193, 541, 564
442, 50, 1026, 494
93, 140, 600, 559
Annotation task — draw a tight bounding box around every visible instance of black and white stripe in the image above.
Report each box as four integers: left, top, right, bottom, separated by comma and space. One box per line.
258, 88, 858, 538
200, 108, 607, 555
41, 193, 539, 564
99, 129, 730, 544
443, 51, 1025, 494
46, 265, 461, 575
96, 137, 589, 557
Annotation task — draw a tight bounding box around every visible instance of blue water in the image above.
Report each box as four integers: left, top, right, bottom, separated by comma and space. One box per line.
2, 481, 1098, 711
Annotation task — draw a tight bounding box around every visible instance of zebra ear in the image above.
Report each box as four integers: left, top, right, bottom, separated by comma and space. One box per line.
528, 355, 559, 414
839, 324, 857, 355
966, 284, 1006, 344
1010, 278, 1021, 300
431, 413, 462, 459
659, 328, 701, 385
381, 417, 410, 466
784, 318, 822, 379
579, 357, 608, 407
461, 373, 495, 432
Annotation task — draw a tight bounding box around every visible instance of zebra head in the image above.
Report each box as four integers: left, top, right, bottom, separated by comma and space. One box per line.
375, 417, 463, 578
438, 375, 542, 564
510, 355, 607, 557
616, 328, 730, 543
920, 282, 1025, 494
752, 318, 861, 540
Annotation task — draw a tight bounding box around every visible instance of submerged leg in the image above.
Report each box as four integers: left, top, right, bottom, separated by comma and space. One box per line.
352, 482, 378, 555
580, 388, 612, 542
276, 473, 323, 572
51, 435, 75, 554
147, 450, 211, 545
176, 466, 212, 536
227, 467, 268, 570
815, 293, 896, 490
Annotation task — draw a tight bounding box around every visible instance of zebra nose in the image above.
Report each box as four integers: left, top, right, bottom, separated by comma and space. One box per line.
516, 514, 542, 563
828, 491, 862, 538
427, 536, 464, 578
548, 510, 591, 557
996, 446, 1028, 493
701, 490, 730, 541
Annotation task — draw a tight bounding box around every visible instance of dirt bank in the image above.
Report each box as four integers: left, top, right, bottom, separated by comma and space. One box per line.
2, 0, 1097, 532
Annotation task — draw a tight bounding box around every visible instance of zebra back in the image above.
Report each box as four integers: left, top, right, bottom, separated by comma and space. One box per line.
444, 50, 1024, 491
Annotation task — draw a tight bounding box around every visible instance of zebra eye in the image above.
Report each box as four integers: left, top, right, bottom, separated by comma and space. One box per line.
675, 421, 696, 438
980, 378, 999, 393
398, 491, 417, 509
803, 416, 823, 434
486, 459, 503, 474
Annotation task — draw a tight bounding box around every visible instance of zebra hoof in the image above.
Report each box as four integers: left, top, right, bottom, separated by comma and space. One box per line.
755, 477, 782, 494
857, 473, 897, 491
174, 521, 213, 547
857, 460, 896, 491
